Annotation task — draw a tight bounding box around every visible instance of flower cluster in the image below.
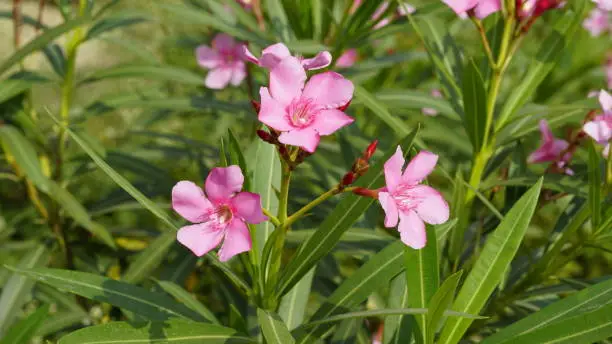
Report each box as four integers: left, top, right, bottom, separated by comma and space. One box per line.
584, 0, 612, 36
174, 39, 450, 260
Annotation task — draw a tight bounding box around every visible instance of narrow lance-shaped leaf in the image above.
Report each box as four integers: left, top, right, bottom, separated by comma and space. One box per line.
258, 309, 296, 344
155, 280, 220, 325
0, 304, 50, 344
278, 268, 315, 330
587, 141, 602, 228
383, 273, 414, 344
122, 231, 176, 284
461, 59, 487, 152
426, 271, 463, 344
438, 179, 543, 344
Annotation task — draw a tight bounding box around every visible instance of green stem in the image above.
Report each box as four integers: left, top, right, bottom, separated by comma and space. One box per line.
471, 17, 496, 69
284, 186, 357, 229
278, 164, 291, 224
262, 208, 281, 227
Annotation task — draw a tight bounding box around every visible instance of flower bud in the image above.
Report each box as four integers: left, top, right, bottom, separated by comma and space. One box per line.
341, 172, 356, 187
251, 100, 261, 113
364, 140, 378, 160
352, 187, 378, 199
257, 130, 276, 144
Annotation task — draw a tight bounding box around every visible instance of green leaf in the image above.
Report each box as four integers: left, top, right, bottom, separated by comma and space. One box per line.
0, 16, 91, 76
481, 277, 612, 344
374, 89, 459, 121
494, 8, 585, 130
0, 125, 48, 191
277, 128, 419, 297
35, 311, 85, 337
258, 309, 296, 344
227, 130, 251, 191
461, 59, 487, 152
0, 74, 49, 104
426, 271, 463, 344
81, 65, 204, 85
221, 0, 260, 32
7, 267, 206, 322
383, 274, 414, 344
354, 86, 415, 139
588, 141, 602, 228
86, 13, 148, 40
0, 245, 48, 333
265, 0, 294, 42
405, 227, 439, 344
155, 280, 219, 325
248, 139, 281, 259
122, 231, 176, 284
294, 241, 406, 343
57, 320, 256, 344
0, 304, 49, 344
448, 169, 467, 265
438, 179, 543, 344
56, 117, 178, 231
278, 268, 315, 330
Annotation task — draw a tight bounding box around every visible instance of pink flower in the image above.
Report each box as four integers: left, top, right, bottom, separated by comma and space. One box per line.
442, 0, 500, 19
517, 0, 563, 19
258, 56, 354, 153
243, 43, 331, 71
423, 89, 443, 116
236, 0, 252, 9
528, 120, 569, 163
583, 8, 610, 36
378, 147, 449, 249
336, 49, 358, 68
172, 166, 267, 261
196, 34, 246, 89
583, 90, 612, 145
594, 0, 612, 11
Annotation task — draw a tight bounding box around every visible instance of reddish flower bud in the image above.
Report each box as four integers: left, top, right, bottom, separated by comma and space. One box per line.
364, 140, 378, 160
341, 172, 356, 187
257, 130, 276, 144
338, 99, 352, 112
251, 100, 261, 113
352, 187, 378, 199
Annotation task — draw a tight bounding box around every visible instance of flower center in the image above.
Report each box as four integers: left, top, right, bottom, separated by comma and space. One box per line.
210, 204, 233, 226
391, 184, 422, 212
288, 98, 318, 128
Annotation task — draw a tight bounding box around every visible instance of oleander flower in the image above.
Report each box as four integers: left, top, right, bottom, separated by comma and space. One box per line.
378, 147, 449, 249
442, 0, 501, 18
258, 56, 354, 153
172, 166, 267, 261
528, 120, 569, 163
337, 49, 358, 68
196, 33, 246, 89
584, 90, 612, 148
594, 0, 612, 11
243, 43, 331, 71
583, 8, 610, 36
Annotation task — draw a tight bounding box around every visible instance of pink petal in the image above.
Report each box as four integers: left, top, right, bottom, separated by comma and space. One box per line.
528, 145, 554, 163
172, 181, 213, 223
242, 45, 259, 64
230, 62, 246, 86
177, 222, 224, 257
260, 43, 291, 69
584, 119, 612, 144
301, 51, 332, 70
600, 90, 612, 112
259, 87, 293, 131
336, 49, 357, 68
196, 45, 220, 69
412, 185, 450, 225
311, 109, 354, 136
278, 128, 320, 153
539, 120, 554, 143
218, 219, 251, 262
398, 210, 426, 249
474, 0, 501, 18
595, 0, 612, 11
212, 33, 236, 51
379, 191, 399, 227
270, 56, 307, 107
231, 192, 268, 224
302, 72, 354, 109
205, 166, 244, 203
442, 0, 478, 14
552, 139, 569, 155
383, 146, 405, 193
205, 67, 233, 89
402, 151, 438, 185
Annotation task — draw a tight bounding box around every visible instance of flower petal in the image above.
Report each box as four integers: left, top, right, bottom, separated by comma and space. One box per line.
177, 222, 224, 257
539, 120, 554, 143
259, 87, 293, 131
196, 45, 220, 69
600, 90, 612, 112
302, 72, 354, 109
278, 128, 320, 153
301, 51, 332, 70
584, 119, 612, 144
205, 166, 244, 203
412, 185, 450, 225
230, 62, 246, 86
336, 49, 357, 68
231, 192, 268, 224
379, 191, 399, 227
212, 33, 235, 51
270, 56, 307, 106
474, 0, 501, 18
172, 181, 213, 223
259, 43, 291, 69
398, 210, 426, 249
442, 0, 478, 14
218, 219, 251, 262
402, 150, 438, 185
384, 146, 405, 193
205, 68, 233, 89
242, 45, 259, 64
311, 109, 354, 136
